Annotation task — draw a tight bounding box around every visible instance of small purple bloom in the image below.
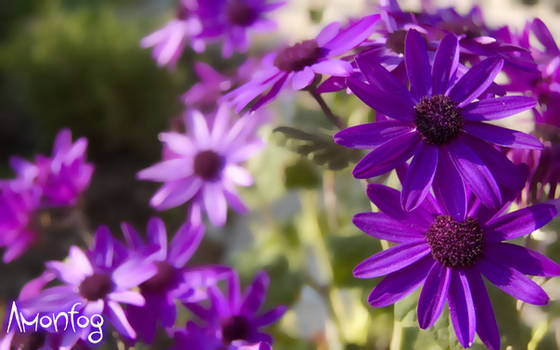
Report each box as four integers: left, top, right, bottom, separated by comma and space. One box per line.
175, 271, 285, 349
138, 105, 265, 226
353, 182, 559, 349
22, 229, 157, 341
224, 15, 380, 112
336, 30, 541, 212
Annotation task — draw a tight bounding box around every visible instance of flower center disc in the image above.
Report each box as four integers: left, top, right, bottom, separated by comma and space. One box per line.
221, 315, 251, 344
79, 273, 113, 301
274, 40, 324, 72
426, 215, 484, 268
414, 94, 464, 145
386, 30, 407, 54
140, 261, 177, 293
227, 1, 258, 27
177, 5, 190, 20
194, 150, 224, 180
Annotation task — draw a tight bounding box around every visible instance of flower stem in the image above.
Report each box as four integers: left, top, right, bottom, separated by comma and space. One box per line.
307, 88, 345, 129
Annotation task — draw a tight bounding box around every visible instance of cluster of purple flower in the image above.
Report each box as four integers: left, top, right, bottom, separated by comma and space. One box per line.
0, 129, 93, 263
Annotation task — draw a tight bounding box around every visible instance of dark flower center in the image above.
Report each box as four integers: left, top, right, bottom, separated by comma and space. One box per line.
194, 150, 224, 180
221, 315, 251, 345
385, 30, 407, 54
274, 40, 325, 72
426, 215, 484, 268
177, 5, 190, 20
227, 1, 258, 27
140, 261, 177, 293
13, 332, 46, 350
79, 273, 113, 301
414, 94, 464, 145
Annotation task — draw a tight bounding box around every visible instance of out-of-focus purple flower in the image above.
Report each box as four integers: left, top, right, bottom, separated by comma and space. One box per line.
508, 142, 560, 205
21, 228, 157, 342
141, 0, 205, 69
224, 14, 380, 112
197, 0, 285, 58
138, 105, 265, 226
335, 30, 540, 212
174, 271, 285, 349
122, 217, 230, 344
354, 182, 559, 350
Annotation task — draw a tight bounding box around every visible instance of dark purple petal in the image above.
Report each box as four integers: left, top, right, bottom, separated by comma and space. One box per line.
368, 256, 433, 307
461, 96, 537, 121
352, 132, 420, 179
432, 33, 460, 95
334, 121, 414, 149
433, 148, 466, 220
417, 262, 451, 329
532, 19, 559, 53
317, 76, 347, 93
465, 270, 500, 350
353, 241, 431, 278
464, 123, 543, 149
448, 57, 504, 107
121, 223, 144, 251
352, 212, 425, 242
448, 270, 476, 348
402, 143, 438, 211
168, 223, 205, 268
477, 258, 549, 305
448, 137, 502, 209
241, 271, 269, 316
485, 243, 560, 277
322, 14, 380, 57
251, 73, 289, 111
147, 217, 167, 260
485, 203, 557, 242
347, 78, 415, 122
254, 306, 287, 327
405, 29, 432, 100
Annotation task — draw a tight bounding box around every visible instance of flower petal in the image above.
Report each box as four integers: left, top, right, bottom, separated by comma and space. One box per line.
107, 301, 136, 339
368, 256, 433, 307
477, 258, 549, 305
464, 123, 543, 149
405, 29, 432, 100
448, 270, 476, 348
241, 271, 270, 316
461, 96, 537, 121
448, 57, 504, 107
465, 270, 500, 350
484, 203, 557, 242
485, 243, 560, 277
158, 132, 195, 156
417, 262, 451, 329
322, 14, 380, 57
150, 178, 202, 210
334, 121, 414, 149
108, 290, 145, 306
203, 182, 227, 226
291, 67, 315, 90
311, 59, 352, 76
224, 164, 253, 186
147, 217, 167, 260
402, 143, 438, 212
169, 223, 205, 267
353, 241, 431, 278
352, 212, 425, 242
433, 148, 466, 220
432, 33, 460, 95
137, 158, 192, 182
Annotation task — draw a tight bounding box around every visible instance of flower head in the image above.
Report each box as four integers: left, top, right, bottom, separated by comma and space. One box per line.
138, 105, 265, 226
353, 182, 559, 349
175, 270, 285, 349
224, 15, 380, 112
335, 30, 541, 212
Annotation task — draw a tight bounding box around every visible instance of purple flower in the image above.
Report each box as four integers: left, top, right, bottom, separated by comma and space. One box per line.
353, 182, 559, 349
141, 0, 205, 69
176, 271, 286, 349
22, 228, 157, 341
138, 105, 265, 226
198, 0, 285, 58
123, 217, 230, 344
224, 15, 380, 112
335, 30, 541, 212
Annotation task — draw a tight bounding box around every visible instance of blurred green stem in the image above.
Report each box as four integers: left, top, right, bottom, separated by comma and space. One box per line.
307, 87, 345, 129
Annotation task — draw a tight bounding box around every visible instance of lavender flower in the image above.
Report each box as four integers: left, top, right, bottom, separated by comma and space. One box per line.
335, 30, 541, 212
138, 105, 264, 226
224, 15, 380, 112
176, 271, 285, 349
353, 182, 559, 349
123, 217, 230, 344
22, 228, 157, 341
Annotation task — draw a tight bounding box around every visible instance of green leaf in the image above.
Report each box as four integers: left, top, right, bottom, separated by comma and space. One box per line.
272, 126, 362, 171
284, 158, 321, 189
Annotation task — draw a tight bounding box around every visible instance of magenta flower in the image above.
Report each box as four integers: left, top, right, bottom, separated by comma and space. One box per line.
354, 183, 559, 349
138, 105, 264, 226
224, 14, 380, 112
335, 30, 541, 212
176, 271, 286, 349
22, 229, 157, 341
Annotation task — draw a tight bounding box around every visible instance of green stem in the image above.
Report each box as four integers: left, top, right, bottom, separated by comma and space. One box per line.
307, 88, 345, 129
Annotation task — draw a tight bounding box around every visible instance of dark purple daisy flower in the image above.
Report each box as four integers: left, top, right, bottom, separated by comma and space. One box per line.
123, 217, 230, 344
353, 182, 559, 349
335, 29, 541, 212
21, 228, 157, 342
173, 322, 273, 350
223, 14, 380, 112
178, 271, 286, 348
138, 105, 265, 226
197, 0, 285, 58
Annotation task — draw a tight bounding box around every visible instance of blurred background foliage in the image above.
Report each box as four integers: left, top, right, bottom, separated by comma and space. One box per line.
0, 0, 560, 349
